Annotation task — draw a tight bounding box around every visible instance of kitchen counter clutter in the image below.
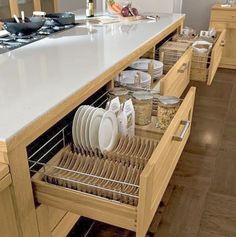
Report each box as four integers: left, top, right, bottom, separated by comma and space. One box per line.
0, 11, 198, 237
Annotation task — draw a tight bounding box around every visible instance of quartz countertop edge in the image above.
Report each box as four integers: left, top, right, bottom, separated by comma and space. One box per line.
0, 13, 185, 145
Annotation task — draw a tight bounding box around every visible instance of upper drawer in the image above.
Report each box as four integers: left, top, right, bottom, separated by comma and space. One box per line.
211, 10, 236, 22
158, 48, 192, 97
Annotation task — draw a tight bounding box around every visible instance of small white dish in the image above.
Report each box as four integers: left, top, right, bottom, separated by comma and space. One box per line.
98, 110, 119, 153
84, 107, 97, 150
130, 59, 164, 71
89, 108, 106, 151
72, 106, 83, 148
80, 106, 94, 149
118, 70, 152, 89
76, 105, 89, 148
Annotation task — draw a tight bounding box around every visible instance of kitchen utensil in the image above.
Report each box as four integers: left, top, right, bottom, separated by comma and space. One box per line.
89, 108, 105, 151
13, 15, 20, 23
45, 12, 75, 26
72, 106, 84, 148
21, 11, 25, 23
76, 106, 89, 149
3, 17, 45, 36
98, 110, 119, 153
118, 70, 152, 90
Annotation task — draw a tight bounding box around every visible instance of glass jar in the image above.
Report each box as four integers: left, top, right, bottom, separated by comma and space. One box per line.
132, 91, 153, 126
157, 96, 180, 131
109, 88, 129, 104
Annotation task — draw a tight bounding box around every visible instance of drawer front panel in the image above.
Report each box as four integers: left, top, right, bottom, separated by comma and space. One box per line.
160, 48, 192, 97
207, 30, 226, 85
137, 87, 196, 236
211, 10, 236, 22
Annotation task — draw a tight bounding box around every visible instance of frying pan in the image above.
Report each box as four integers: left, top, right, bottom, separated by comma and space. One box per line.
45, 13, 75, 26
3, 17, 45, 36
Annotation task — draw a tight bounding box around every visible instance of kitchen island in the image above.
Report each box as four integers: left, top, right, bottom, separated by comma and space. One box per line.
0, 13, 196, 237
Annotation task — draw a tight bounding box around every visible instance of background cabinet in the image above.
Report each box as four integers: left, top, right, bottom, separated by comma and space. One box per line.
210, 4, 236, 69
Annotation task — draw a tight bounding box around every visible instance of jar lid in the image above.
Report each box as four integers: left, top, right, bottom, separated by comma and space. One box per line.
158, 96, 180, 106
109, 88, 129, 96
132, 91, 153, 101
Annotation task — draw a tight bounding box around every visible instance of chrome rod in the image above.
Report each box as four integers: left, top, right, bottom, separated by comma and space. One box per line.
30, 161, 139, 188
32, 170, 139, 199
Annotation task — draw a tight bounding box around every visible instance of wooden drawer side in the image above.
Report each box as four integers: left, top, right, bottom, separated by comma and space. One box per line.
137, 87, 196, 237
211, 10, 236, 22
160, 48, 192, 97
207, 29, 226, 85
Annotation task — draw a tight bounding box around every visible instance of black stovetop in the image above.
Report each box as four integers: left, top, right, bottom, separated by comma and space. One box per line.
0, 23, 78, 54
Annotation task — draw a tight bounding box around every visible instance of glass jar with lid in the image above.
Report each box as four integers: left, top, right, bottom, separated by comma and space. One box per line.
109, 88, 130, 104
132, 91, 153, 126
157, 96, 180, 131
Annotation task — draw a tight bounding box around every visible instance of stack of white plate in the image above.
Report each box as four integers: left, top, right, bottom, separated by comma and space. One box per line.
129, 59, 164, 79
117, 70, 152, 90
72, 105, 119, 153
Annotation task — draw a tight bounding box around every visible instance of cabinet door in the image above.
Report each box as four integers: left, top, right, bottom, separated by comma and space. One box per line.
0, 164, 19, 237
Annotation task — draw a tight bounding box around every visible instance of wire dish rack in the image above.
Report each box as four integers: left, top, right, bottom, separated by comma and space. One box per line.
28, 86, 158, 206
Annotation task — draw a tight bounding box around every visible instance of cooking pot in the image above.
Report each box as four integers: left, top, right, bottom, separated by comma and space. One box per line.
3, 17, 45, 36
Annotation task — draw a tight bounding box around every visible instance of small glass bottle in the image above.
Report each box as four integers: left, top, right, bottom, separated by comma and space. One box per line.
86, 0, 94, 17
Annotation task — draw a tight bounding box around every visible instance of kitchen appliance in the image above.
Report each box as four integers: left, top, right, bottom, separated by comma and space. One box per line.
0, 15, 78, 54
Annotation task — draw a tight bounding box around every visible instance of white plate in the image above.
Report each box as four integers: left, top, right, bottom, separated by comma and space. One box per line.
72, 106, 84, 148
84, 107, 97, 150
130, 59, 163, 71
98, 110, 119, 153
76, 105, 89, 148
80, 106, 94, 150
89, 108, 106, 151
119, 70, 151, 88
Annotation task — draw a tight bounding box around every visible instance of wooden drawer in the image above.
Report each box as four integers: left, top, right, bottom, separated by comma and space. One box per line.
31, 87, 196, 237
190, 30, 226, 85
207, 29, 226, 85
158, 48, 192, 97
0, 164, 19, 237
211, 10, 236, 23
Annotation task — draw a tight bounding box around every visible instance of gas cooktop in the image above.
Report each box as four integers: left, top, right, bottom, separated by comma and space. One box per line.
0, 23, 78, 54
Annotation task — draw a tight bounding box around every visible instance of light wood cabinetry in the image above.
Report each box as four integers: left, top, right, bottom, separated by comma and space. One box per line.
0, 17, 194, 237
1, 0, 57, 17
210, 4, 236, 69
0, 163, 19, 237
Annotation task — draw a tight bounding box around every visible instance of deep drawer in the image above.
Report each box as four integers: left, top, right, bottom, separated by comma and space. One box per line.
31, 87, 196, 237
190, 30, 226, 85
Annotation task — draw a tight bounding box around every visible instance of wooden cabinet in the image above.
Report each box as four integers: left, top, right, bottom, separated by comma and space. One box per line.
210, 4, 236, 69
0, 18, 191, 237
0, 164, 19, 237
1, 0, 57, 17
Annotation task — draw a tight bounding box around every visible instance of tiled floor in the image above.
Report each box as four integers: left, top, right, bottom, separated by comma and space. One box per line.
68, 69, 236, 237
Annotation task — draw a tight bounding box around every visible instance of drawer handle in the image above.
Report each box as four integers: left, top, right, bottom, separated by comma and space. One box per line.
178, 63, 188, 73
173, 120, 191, 142
220, 41, 225, 47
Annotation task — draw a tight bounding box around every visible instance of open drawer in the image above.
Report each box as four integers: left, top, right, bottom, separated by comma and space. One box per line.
31, 87, 196, 237
190, 30, 226, 85
155, 47, 192, 97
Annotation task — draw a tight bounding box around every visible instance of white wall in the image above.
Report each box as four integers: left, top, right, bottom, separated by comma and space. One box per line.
57, 0, 86, 12
182, 0, 222, 32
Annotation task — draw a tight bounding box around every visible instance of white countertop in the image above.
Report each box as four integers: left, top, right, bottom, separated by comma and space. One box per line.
0, 13, 184, 142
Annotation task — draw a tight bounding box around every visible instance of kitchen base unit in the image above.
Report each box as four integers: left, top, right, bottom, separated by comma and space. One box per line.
210, 4, 236, 70
0, 13, 195, 237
